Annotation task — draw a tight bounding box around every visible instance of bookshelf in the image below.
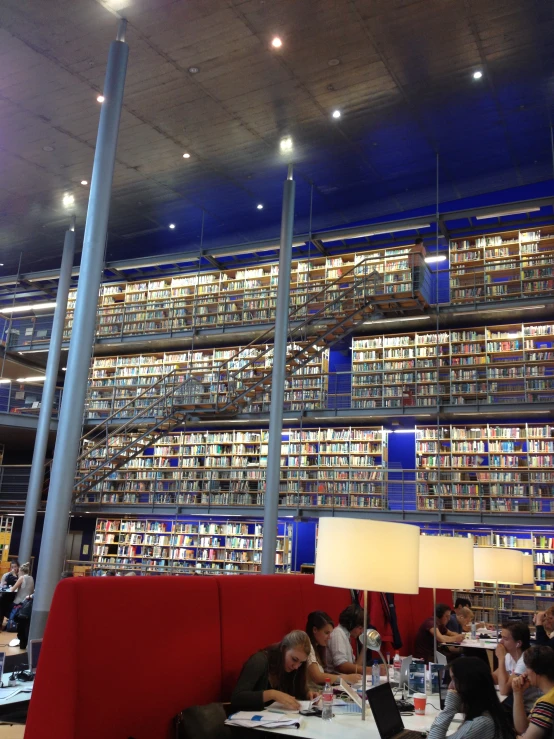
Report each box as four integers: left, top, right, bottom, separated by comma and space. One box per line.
93, 516, 292, 573
449, 226, 554, 303
415, 424, 554, 514
85, 344, 329, 420
76, 426, 387, 510
351, 320, 554, 409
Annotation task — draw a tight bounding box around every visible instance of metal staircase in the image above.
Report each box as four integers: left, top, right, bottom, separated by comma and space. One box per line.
71, 256, 425, 498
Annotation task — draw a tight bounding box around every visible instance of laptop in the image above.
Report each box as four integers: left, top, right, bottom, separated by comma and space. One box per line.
29, 639, 42, 675
390, 656, 413, 689
366, 682, 427, 739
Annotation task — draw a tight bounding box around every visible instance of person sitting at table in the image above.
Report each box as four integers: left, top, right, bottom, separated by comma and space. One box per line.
494, 622, 541, 713
1, 561, 19, 590
0, 560, 20, 628
305, 611, 361, 689
534, 607, 554, 649
428, 656, 515, 738
512, 645, 554, 738
414, 603, 464, 663
326, 604, 366, 675
231, 630, 316, 712
1, 562, 33, 630
448, 598, 472, 633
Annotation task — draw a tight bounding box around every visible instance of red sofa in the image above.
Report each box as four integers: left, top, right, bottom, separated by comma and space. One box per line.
25, 576, 450, 739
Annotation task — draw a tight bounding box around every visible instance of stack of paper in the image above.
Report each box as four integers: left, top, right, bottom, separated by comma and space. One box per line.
225, 710, 301, 729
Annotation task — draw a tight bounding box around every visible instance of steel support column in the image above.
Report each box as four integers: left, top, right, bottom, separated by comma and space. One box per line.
261, 165, 295, 574
18, 219, 76, 566
30, 20, 129, 640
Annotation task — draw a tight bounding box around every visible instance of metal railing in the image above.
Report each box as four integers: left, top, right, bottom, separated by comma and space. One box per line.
0, 382, 63, 417
0, 465, 34, 511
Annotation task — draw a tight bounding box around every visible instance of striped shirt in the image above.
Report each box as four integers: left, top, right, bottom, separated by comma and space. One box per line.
529, 686, 554, 732
428, 691, 503, 739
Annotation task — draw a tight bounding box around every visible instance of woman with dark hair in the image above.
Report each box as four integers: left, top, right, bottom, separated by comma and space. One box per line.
513, 645, 554, 738
231, 630, 316, 712
494, 622, 541, 712
428, 657, 514, 738
305, 611, 361, 689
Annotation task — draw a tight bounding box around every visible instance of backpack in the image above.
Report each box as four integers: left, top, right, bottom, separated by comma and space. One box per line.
174, 703, 231, 739
6, 603, 21, 632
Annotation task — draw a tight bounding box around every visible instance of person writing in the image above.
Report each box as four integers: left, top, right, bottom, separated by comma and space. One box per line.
231, 630, 316, 712
448, 598, 471, 633
305, 611, 361, 689
414, 604, 464, 663
534, 607, 554, 649
512, 646, 554, 738
327, 604, 365, 675
428, 657, 514, 738
494, 622, 541, 712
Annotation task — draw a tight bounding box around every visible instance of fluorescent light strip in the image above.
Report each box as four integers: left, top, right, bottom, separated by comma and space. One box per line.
15, 376, 46, 383
2, 302, 57, 314
0, 379, 11, 384
475, 207, 541, 220
457, 305, 545, 316
364, 316, 431, 325
319, 223, 432, 244
424, 255, 448, 264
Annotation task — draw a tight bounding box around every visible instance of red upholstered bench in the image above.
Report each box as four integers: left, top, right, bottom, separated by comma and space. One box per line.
25, 574, 451, 739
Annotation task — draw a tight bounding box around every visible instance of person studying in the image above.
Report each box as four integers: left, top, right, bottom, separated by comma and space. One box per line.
494, 622, 541, 712
414, 604, 464, 663
305, 611, 361, 689
512, 646, 554, 739
326, 604, 365, 675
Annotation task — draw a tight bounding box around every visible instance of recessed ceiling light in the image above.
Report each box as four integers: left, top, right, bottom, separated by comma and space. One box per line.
280, 136, 293, 153
328, 58, 340, 66
256, 204, 264, 210
188, 66, 199, 74
183, 152, 191, 159
271, 37, 283, 48
97, 95, 105, 102
62, 193, 75, 208
42, 145, 54, 152
169, 224, 176, 229
473, 70, 483, 80
332, 109, 341, 119
80, 180, 88, 186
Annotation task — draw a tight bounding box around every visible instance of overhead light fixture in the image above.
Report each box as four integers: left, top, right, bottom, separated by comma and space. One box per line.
318, 223, 432, 243
16, 376, 46, 383
457, 304, 545, 316
97, 95, 105, 103
473, 70, 483, 80
280, 136, 293, 153
332, 110, 341, 119
363, 316, 431, 325
81, 180, 88, 186
42, 145, 55, 152
271, 37, 283, 48
256, 204, 264, 210
188, 66, 199, 74
2, 301, 57, 314
475, 206, 540, 220
424, 255, 448, 264
392, 429, 416, 434
169, 224, 176, 229
62, 193, 75, 208
183, 152, 191, 159
0, 379, 11, 384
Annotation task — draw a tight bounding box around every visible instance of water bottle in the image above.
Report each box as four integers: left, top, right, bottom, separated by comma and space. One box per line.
372, 660, 380, 686
322, 678, 333, 721
470, 622, 476, 638
393, 652, 402, 682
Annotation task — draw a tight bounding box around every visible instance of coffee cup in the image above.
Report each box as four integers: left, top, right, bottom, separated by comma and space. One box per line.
413, 693, 427, 715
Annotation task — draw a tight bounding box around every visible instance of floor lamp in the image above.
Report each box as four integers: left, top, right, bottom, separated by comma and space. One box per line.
314, 517, 420, 721
418, 535, 475, 662
473, 548, 524, 640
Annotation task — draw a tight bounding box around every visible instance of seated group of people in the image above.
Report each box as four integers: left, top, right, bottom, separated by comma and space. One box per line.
0, 560, 35, 648
232, 599, 554, 739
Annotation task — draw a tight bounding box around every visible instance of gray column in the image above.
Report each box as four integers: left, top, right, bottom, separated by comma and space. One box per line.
261, 165, 295, 574
18, 219, 76, 566
30, 20, 129, 640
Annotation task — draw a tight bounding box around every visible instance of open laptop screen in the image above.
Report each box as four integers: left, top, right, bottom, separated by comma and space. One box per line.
366, 682, 405, 739
29, 639, 42, 674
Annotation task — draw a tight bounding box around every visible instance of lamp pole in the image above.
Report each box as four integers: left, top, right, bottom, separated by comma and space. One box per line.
261, 164, 295, 574
29, 19, 129, 640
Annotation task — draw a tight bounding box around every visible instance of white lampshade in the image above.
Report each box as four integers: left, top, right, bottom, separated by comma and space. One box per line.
315, 518, 420, 594
419, 535, 474, 589
522, 554, 535, 585
474, 547, 523, 585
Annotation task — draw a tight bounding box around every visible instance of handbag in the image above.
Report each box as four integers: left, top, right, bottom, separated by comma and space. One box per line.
6, 603, 21, 632
174, 702, 232, 739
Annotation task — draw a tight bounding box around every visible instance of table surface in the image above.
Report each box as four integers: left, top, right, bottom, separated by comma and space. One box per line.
0, 672, 33, 707
461, 637, 499, 650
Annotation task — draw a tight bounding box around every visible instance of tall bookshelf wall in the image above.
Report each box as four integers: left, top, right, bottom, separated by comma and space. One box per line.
60, 246, 416, 343
93, 516, 292, 574
352, 320, 554, 409
77, 426, 387, 510
415, 424, 554, 514
449, 225, 554, 303
86, 345, 329, 420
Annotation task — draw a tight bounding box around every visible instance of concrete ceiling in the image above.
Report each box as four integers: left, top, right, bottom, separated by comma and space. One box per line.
0, 0, 553, 274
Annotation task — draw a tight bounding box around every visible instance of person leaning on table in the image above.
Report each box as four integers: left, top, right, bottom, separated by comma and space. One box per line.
230, 630, 317, 712
305, 610, 361, 690
534, 607, 554, 649
414, 603, 464, 663
513, 646, 554, 739
428, 657, 515, 739
326, 604, 367, 675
